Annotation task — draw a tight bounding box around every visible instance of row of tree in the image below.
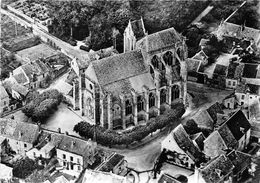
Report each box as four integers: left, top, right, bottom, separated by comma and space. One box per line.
22, 89, 63, 122
74, 103, 185, 146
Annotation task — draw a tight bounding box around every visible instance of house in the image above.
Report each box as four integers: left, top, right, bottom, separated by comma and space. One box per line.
194, 154, 234, 183
79, 169, 127, 183
222, 93, 236, 109
225, 62, 244, 89
187, 58, 202, 82
204, 110, 251, 159
192, 109, 214, 131
11, 59, 52, 89
0, 84, 10, 114
0, 163, 13, 182
124, 18, 146, 53
191, 50, 208, 66
212, 64, 228, 88
74, 25, 187, 129
206, 102, 224, 123
3, 80, 29, 104
0, 118, 40, 155
235, 83, 260, 108
161, 124, 205, 169
191, 132, 206, 151
227, 150, 251, 182
56, 135, 97, 174
215, 21, 260, 49
242, 63, 260, 80
96, 153, 126, 176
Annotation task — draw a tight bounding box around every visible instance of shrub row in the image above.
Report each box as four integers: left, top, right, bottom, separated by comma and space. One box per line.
22, 89, 63, 122
74, 103, 185, 146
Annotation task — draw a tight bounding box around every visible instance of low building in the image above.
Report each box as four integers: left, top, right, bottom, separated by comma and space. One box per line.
56, 136, 97, 174
222, 93, 236, 109
161, 124, 205, 169
0, 118, 40, 155
0, 84, 10, 114
204, 110, 251, 159
194, 154, 234, 183
225, 62, 244, 89
96, 153, 126, 176
79, 169, 127, 183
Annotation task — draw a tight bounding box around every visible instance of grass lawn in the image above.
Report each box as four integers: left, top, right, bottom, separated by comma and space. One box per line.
1, 14, 31, 42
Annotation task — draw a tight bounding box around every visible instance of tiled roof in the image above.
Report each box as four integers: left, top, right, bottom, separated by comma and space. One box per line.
224, 110, 251, 141
3, 80, 29, 96
138, 27, 182, 53
187, 59, 201, 72
227, 62, 242, 79
130, 19, 146, 40
13, 72, 28, 85
218, 124, 238, 149
192, 110, 214, 130
219, 22, 260, 45
206, 102, 224, 122
0, 84, 9, 99
204, 131, 228, 158
158, 174, 181, 183
235, 83, 247, 93
57, 135, 96, 163
242, 63, 259, 78
0, 118, 39, 144
199, 154, 234, 183
213, 64, 228, 76
21, 60, 50, 81
81, 170, 126, 183
172, 125, 205, 164
98, 153, 124, 172
227, 150, 251, 175
247, 84, 260, 95
92, 50, 147, 87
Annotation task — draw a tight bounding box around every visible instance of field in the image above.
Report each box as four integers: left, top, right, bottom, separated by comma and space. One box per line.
1, 14, 32, 42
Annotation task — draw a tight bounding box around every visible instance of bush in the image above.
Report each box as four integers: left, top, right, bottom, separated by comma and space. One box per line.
13, 157, 42, 179
74, 102, 185, 146
22, 89, 63, 122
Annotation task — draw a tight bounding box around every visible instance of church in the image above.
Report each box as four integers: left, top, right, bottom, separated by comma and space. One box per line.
73, 18, 188, 130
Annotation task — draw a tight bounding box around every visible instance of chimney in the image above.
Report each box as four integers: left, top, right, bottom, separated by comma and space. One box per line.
65, 131, 69, 135
57, 128, 61, 133
71, 141, 76, 148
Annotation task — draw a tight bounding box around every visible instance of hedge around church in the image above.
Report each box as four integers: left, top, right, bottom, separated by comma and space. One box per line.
73, 102, 185, 146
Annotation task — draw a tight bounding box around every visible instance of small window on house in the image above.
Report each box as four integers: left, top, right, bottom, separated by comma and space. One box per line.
250, 96, 252, 99
70, 163, 74, 170
70, 156, 73, 161
77, 158, 80, 164
63, 154, 66, 159
241, 95, 245, 100
241, 102, 244, 105
78, 166, 81, 171
63, 161, 66, 167
89, 84, 93, 90
233, 81, 236, 86
228, 81, 231, 86
24, 144, 27, 148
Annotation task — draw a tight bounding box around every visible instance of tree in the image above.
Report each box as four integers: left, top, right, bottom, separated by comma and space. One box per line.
13, 157, 40, 179
183, 119, 199, 135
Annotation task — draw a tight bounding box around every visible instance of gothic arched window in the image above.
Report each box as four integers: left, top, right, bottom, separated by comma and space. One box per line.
163, 51, 173, 66
86, 98, 93, 118
160, 89, 167, 104
150, 65, 155, 79
151, 55, 159, 69
113, 104, 121, 118
137, 96, 144, 112
125, 100, 132, 116
149, 93, 155, 108
171, 85, 180, 101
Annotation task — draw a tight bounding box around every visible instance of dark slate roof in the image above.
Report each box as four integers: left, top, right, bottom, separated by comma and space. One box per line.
199, 154, 234, 183
213, 64, 228, 76
98, 153, 125, 172
191, 132, 205, 151
158, 174, 181, 183
92, 50, 147, 86
247, 84, 260, 95
139, 27, 182, 53
218, 124, 238, 149
227, 150, 251, 175
0, 118, 39, 144
206, 102, 224, 122
224, 110, 251, 141
242, 63, 259, 78
130, 19, 145, 40
173, 125, 205, 164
